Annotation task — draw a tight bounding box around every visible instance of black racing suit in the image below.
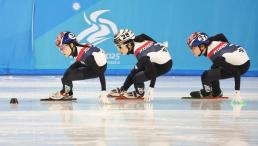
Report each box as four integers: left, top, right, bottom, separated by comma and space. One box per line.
200, 34, 250, 96
121, 34, 173, 96
61, 45, 107, 95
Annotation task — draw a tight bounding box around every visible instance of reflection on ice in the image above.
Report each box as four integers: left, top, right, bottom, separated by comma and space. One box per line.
0, 76, 258, 145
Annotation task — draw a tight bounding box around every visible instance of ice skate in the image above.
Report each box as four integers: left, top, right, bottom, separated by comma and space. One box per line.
108, 88, 126, 97
115, 91, 144, 100
182, 90, 228, 99
99, 91, 111, 104
40, 92, 77, 101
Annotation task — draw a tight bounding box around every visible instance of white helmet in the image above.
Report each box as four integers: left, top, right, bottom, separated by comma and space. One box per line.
114, 29, 135, 45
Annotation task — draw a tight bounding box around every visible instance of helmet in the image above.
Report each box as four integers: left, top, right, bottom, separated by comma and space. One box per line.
114, 29, 135, 45
187, 32, 209, 48
56, 31, 77, 47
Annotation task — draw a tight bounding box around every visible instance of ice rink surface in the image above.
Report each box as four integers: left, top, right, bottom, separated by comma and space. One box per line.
0, 76, 258, 146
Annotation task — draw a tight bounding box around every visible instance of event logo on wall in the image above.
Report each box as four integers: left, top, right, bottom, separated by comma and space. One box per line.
77, 10, 120, 65
77, 10, 118, 45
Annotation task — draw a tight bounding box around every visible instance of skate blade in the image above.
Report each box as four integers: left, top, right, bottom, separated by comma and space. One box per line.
115, 95, 144, 100
40, 98, 77, 101
181, 96, 228, 99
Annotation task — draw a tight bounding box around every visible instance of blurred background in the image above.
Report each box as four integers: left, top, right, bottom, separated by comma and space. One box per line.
0, 0, 257, 76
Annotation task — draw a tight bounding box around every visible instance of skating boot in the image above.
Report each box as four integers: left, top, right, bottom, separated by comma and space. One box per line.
183, 89, 226, 99
118, 91, 144, 100
190, 89, 211, 98
108, 87, 126, 97
41, 91, 76, 101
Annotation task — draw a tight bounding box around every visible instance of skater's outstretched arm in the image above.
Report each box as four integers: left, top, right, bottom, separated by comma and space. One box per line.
150, 78, 156, 88
98, 72, 106, 91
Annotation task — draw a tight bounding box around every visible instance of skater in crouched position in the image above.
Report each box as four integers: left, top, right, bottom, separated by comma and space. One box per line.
109, 29, 172, 101
48, 31, 110, 104
187, 32, 250, 100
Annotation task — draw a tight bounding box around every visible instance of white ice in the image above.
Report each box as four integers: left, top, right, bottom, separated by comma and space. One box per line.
0, 76, 258, 146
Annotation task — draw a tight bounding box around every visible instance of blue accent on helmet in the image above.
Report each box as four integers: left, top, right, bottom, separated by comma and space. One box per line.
62, 32, 77, 44
187, 32, 209, 48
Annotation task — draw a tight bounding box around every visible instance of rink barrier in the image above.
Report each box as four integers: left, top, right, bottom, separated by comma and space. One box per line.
0, 69, 258, 77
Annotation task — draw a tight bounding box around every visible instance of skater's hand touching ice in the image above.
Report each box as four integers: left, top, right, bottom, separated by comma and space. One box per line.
232, 90, 244, 104
144, 87, 154, 102
235, 90, 241, 99
99, 91, 111, 104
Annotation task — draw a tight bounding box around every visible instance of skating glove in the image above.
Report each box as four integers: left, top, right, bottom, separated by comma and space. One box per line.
99, 91, 111, 104
144, 87, 154, 102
